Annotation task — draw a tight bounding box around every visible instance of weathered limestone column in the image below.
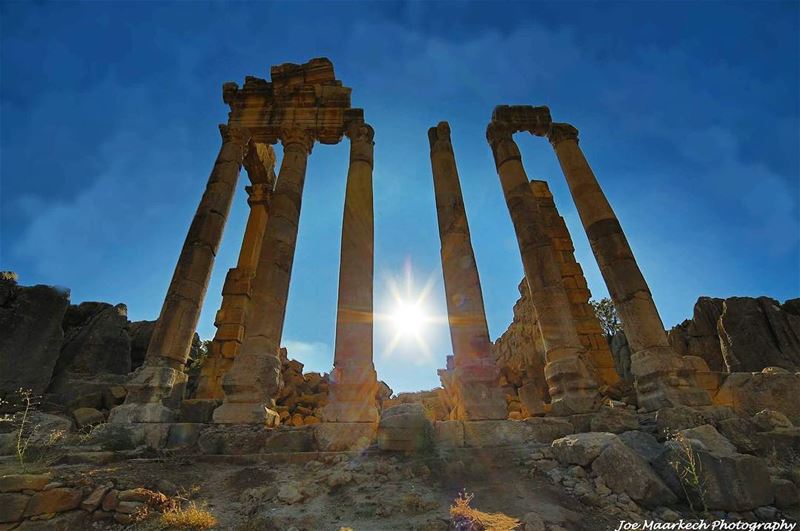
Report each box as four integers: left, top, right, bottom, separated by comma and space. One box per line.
194, 144, 275, 399
110, 124, 250, 423
428, 121, 506, 420
322, 122, 379, 424
548, 123, 710, 410
213, 128, 314, 424
486, 120, 600, 415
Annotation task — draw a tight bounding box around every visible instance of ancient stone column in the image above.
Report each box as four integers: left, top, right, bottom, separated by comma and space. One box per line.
486, 120, 600, 415
428, 121, 506, 420
213, 127, 314, 424
548, 123, 710, 410
322, 122, 379, 424
194, 143, 276, 400
110, 124, 250, 423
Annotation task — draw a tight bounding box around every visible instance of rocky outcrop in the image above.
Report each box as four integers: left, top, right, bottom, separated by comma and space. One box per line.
669, 296, 800, 373
58, 302, 132, 376
0, 273, 70, 399
715, 370, 800, 423
667, 297, 726, 372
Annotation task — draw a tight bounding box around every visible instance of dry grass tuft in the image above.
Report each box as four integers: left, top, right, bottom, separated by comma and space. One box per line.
160, 502, 217, 529
450, 491, 520, 531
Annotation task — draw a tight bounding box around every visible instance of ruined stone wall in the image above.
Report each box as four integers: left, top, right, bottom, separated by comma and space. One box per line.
491, 180, 619, 411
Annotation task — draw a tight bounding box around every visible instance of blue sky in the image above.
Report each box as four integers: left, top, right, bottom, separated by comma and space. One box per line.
1, 1, 798, 393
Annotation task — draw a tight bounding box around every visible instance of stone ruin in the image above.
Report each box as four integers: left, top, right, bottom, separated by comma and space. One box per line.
1, 57, 799, 528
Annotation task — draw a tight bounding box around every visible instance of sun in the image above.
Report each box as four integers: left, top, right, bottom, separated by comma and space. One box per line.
375, 259, 444, 364
391, 301, 428, 337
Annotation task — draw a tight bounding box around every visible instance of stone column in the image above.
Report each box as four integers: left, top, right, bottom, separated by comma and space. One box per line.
110, 124, 250, 423
213, 128, 314, 424
194, 161, 274, 400
548, 123, 710, 410
486, 120, 600, 415
428, 121, 506, 420
322, 122, 379, 424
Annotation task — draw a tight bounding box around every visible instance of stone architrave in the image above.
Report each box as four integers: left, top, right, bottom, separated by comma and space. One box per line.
547, 122, 710, 411
486, 118, 600, 415
213, 127, 314, 424
322, 122, 379, 424
110, 124, 250, 423
195, 142, 276, 400
428, 121, 506, 420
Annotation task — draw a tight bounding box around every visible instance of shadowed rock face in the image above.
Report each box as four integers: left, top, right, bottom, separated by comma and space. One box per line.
668, 296, 800, 373
57, 302, 131, 376
0, 274, 69, 398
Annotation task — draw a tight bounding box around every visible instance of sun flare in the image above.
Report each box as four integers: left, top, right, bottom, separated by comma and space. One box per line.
391, 301, 428, 337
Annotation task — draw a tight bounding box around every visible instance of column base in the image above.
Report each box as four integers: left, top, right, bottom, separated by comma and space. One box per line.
315, 422, 377, 451
448, 362, 508, 420
453, 383, 507, 420
544, 357, 602, 416
108, 365, 187, 424
631, 346, 712, 411
321, 402, 379, 423
212, 402, 280, 426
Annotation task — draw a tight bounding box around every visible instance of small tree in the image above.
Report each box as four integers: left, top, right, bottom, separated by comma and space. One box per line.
590, 297, 622, 339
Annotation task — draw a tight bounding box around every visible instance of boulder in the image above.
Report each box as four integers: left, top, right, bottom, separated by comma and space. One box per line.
592, 439, 677, 507
716, 417, 760, 454
617, 430, 667, 463
0, 277, 69, 398
772, 478, 799, 508
551, 432, 618, 466
677, 424, 737, 457
589, 406, 638, 433
696, 450, 774, 511
58, 302, 131, 375
72, 407, 105, 428
0, 473, 51, 492
23, 488, 82, 517
378, 403, 433, 451
655, 405, 707, 435
714, 371, 800, 423
0, 492, 29, 523
752, 409, 793, 431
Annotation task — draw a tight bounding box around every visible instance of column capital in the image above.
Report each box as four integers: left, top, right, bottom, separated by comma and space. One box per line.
428, 121, 453, 154
486, 121, 520, 168
219, 124, 250, 146
485, 120, 514, 147
279, 127, 315, 153
245, 183, 272, 206
345, 122, 375, 145
548, 123, 579, 147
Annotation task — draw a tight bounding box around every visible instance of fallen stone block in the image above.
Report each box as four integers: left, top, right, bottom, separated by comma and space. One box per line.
0, 493, 29, 523
23, 488, 82, 517
552, 432, 618, 466
0, 473, 51, 493
589, 406, 638, 433
592, 439, 677, 507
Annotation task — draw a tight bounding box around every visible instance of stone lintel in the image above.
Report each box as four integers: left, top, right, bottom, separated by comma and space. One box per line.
491, 105, 553, 136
